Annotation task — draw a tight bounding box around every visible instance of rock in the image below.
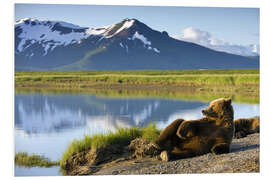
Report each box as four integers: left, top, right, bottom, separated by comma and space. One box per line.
62, 151, 88, 171
88, 143, 129, 165
128, 138, 161, 158
62, 142, 129, 174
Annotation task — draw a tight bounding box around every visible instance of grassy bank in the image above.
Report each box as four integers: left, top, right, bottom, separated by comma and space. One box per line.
15, 69, 259, 88
15, 152, 59, 168
60, 124, 160, 167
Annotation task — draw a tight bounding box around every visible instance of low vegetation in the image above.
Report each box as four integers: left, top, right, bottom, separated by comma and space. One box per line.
15, 152, 59, 168
60, 124, 160, 167
15, 69, 259, 86
15, 69, 259, 96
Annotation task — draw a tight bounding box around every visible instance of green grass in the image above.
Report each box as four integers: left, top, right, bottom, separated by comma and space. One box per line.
141, 123, 160, 141
15, 69, 259, 85
16, 75, 259, 86
15, 72, 259, 92
15, 70, 259, 97
60, 124, 161, 167
15, 69, 259, 76
15, 152, 59, 168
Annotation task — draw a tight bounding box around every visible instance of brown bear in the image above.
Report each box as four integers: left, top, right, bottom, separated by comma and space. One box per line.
153, 98, 234, 161
234, 116, 260, 138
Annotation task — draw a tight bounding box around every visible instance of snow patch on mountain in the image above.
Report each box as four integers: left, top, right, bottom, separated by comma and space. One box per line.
86, 28, 106, 35
125, 45, 129, 53
15, 18, 87, 29
113, 19, 134, 35
15, 18, 90, 53
129, 31, 160, 53
43, 43, 52, 55
15, 18, 113, 54
17, 39, 26, 52
153, 48, 160, 53
119, 42, 124, 48
105, 19, 135, 38
57, 21, 86, 29
130, 31, 151, 46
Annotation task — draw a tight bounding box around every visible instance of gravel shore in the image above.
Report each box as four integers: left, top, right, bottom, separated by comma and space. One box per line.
93, 133, 259, 175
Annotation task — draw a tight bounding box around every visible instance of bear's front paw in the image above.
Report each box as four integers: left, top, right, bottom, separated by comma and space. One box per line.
160, 150, 170, 162
211, 143, 230, 155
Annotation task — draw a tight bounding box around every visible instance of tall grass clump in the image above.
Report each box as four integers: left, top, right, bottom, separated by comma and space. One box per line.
90, 127, 142, 149
141, 123, 161, 141
15, 152, 59, 167
60, 124, 160, 167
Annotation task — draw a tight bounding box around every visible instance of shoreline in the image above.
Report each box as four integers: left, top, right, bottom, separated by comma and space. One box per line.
15, 84, 259, 104
14, 133, 259, 175
63, 133, 259, 175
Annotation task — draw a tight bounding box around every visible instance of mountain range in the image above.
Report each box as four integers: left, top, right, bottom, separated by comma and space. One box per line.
15, 18, 259, 71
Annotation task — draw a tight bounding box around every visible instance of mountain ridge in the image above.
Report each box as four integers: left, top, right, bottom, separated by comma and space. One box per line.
15, 18, 259, 71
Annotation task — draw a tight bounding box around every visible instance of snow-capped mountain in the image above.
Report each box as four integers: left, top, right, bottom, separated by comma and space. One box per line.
15, 18, 259, 71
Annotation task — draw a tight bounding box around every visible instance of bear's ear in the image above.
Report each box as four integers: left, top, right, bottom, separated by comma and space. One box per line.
225, 98, 232, 105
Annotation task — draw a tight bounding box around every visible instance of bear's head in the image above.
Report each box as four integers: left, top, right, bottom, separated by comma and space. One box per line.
251, 117, 260, 133
202, 98, 234, 124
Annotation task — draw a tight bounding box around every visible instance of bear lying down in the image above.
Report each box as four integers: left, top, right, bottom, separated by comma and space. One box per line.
153, 98, 234, 162
234, 116, 259, 138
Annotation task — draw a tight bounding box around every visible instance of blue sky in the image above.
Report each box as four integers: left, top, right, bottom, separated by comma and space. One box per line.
15, 4, 259, 48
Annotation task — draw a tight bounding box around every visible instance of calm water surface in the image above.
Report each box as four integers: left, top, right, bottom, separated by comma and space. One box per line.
14, 92, 259, 176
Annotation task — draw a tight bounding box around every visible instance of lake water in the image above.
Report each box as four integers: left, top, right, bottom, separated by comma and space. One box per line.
14, 92, 259, 176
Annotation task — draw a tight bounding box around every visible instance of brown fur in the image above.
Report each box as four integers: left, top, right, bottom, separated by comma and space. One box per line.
154, 98, 234, 160
234, 116, 260, 138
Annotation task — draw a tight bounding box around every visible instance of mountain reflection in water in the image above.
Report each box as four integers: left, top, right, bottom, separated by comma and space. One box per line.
15, 93, 207, 134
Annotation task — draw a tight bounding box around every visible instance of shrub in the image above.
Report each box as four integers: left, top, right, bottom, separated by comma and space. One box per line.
15, 152, 59, 167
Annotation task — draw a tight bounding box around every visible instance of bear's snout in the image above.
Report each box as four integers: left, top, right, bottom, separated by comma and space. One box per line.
202, 107, 212, 116
202, 109, 209, 116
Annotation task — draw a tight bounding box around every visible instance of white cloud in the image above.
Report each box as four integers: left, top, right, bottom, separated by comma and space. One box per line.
180, 27, 212, 46
173, 27, 259, 56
